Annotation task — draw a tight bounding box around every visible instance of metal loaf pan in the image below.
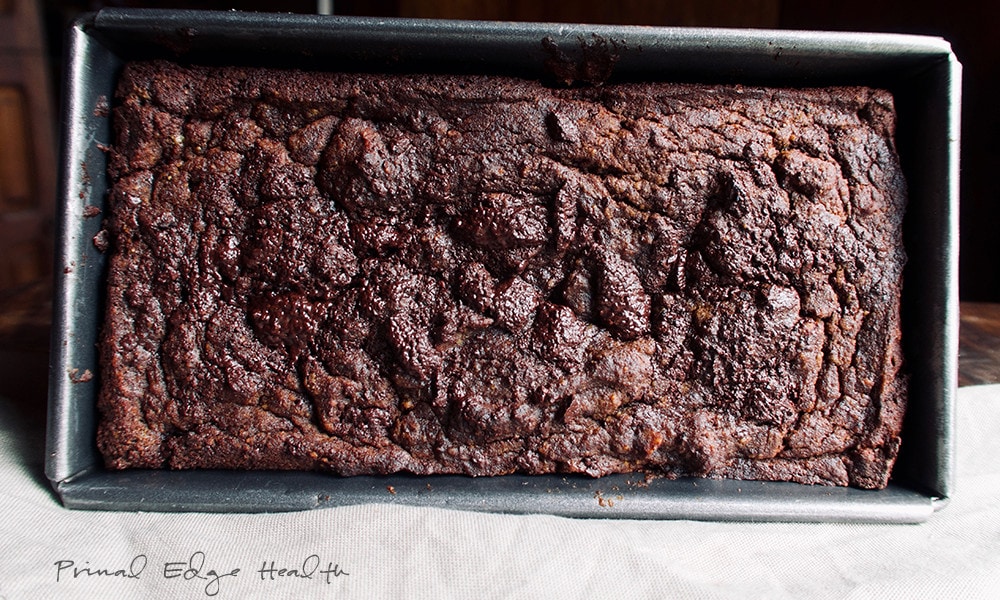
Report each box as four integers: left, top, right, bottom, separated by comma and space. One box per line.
46, 8, 960, 522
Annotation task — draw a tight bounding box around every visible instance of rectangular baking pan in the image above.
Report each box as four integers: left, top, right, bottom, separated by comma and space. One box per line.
46, 8, 960, 522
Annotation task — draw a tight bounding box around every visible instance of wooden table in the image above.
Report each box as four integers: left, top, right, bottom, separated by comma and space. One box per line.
1, 281, 999, 420
959, 302, 1000, 386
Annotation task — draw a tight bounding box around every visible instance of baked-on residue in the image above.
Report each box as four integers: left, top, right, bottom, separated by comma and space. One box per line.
99, 61, 907, 489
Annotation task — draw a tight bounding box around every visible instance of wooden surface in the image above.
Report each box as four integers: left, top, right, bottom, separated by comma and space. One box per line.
392, 0, 782, 27
0, 280, 50, 428
959, 302, 1000, 387
0, 0, 57, 290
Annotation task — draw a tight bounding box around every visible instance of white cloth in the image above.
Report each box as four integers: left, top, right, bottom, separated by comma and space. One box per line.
3, 386, 999, 600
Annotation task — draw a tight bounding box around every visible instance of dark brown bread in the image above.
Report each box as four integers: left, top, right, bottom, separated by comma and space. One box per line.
99, 60, 907, 489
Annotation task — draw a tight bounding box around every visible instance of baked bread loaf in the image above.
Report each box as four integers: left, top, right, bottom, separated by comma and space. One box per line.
99, 60, 908, 489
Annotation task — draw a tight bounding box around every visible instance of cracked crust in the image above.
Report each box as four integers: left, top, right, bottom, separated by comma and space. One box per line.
98, 61, 907, 489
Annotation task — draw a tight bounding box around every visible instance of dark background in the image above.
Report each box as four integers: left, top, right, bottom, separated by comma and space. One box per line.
4, 0, 996, 300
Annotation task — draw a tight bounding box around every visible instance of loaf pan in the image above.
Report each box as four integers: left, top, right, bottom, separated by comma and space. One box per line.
46, 8, 960, 522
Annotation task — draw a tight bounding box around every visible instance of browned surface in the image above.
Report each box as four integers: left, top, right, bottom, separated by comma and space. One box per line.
96, 62, 908, 488
0, 280, 995, 483
4, 292, 996, 398
28, 0, 1000, 307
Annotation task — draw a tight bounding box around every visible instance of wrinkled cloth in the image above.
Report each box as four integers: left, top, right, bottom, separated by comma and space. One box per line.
2, 386, 998, 599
